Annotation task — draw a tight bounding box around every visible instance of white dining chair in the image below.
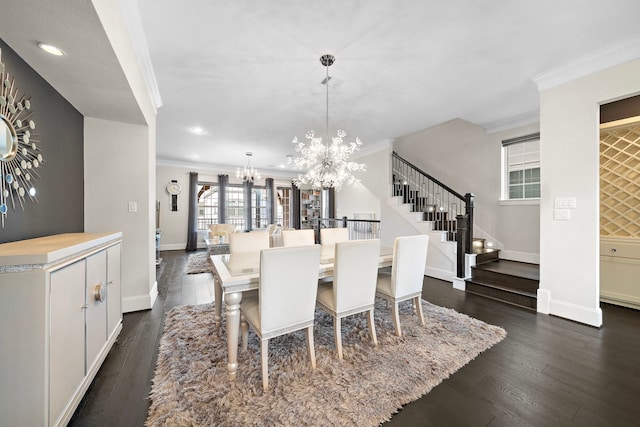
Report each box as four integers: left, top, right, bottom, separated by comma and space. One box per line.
316, 239, 381, 359
320, 227, 349, 247
282, 229, 315, 247
240, 245, 322, 391
376, 234, 429, 337
229, 231, 270, 254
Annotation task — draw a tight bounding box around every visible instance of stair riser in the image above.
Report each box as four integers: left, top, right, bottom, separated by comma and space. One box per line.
471, 269, 539, 294
466, 282, 537, 310
476, 251, 499, 264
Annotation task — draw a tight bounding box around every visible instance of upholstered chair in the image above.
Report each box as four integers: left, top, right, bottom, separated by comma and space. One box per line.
229, 231, 270, 254
240, 245, 322, 391
282, 229, 315, 247
320, 227, 349, 247
316, 239, 381, 359
376, 234, 429, 337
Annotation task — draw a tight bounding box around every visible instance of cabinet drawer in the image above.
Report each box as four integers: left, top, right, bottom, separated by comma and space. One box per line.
600, 238, 640, 260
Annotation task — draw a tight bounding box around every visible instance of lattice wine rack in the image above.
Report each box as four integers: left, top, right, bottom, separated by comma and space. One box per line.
600, 118, 640, 237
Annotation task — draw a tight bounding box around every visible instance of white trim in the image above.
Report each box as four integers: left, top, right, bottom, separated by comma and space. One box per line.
452, 277, 466, 291
122, 281, 158, 312
548, 298, 603, 328
499, 250, 540, 264
483, 110, 540, 134
425, 266, 455, 283
533, 37, 640, 91
498, 198, 540, 206
117, 0, 163, 109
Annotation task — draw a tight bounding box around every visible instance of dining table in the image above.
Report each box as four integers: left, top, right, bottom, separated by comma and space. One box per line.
210, 244, 393, 380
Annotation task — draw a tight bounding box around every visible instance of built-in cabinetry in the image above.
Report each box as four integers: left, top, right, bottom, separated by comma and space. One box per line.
0, 232, 122, 427
300, 189, 322, 229
600, 237, 640, 310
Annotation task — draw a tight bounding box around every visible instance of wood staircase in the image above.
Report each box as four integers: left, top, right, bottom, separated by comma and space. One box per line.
466, 255, 540, 310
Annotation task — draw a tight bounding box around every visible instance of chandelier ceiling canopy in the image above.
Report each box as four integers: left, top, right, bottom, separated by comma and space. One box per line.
289, 54, 365, 191
236, 152, 260, 183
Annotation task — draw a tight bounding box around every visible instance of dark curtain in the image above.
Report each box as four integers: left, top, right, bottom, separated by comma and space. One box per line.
291, 182, 301, 229
327, 188, 336, 218
265, 177, 275, 225
186, 172, 199, 251
218, 174, 228, 223
243, 180, 253, 231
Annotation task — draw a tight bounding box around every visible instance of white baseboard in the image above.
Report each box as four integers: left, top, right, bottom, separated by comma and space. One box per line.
159, 243, 186, 251
123, 281, 158, 313
500, 250, 540, 264
537, 289, 602, 327
452, 277, 466, 291
425, 266, 455, 283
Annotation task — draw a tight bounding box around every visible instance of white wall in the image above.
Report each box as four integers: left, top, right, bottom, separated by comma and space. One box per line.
393, 118, 541, 263
156, 162, 297, 250
537, 58, 640, 327
85, 118, 156, 313
86, 0, 159, 312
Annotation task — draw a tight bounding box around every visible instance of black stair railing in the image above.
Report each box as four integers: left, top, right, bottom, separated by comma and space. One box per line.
392, 152, 474, 278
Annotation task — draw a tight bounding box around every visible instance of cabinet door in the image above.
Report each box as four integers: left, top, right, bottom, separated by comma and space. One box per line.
86, 250, 108, 371
50, 261, 86, 425
107, 243, 122, 338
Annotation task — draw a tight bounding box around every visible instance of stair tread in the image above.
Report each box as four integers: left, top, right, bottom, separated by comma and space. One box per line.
465, 279, 537, 297
472, 259, 539, 281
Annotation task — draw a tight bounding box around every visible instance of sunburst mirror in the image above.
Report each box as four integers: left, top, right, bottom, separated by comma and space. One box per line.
0, 48, 43, 228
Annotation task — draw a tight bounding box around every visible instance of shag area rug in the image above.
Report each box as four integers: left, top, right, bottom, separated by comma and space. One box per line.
147, 299, 506, 426
186, 252, 213, 274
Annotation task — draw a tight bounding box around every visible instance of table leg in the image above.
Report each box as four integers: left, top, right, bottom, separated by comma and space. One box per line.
213, 273, 222, 323
224, 291, 243, 380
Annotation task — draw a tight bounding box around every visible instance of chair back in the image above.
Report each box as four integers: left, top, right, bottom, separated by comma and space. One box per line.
229, 231, 269, 254
320, 227, 349, 246
259, 245, 322, 333
391, 235, 429, 297
282, 229, 315, 247
333, 239, 380, 312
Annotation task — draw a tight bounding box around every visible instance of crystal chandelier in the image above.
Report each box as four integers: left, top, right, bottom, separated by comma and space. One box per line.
289, 54, 365, 191
236, 152, 260, 183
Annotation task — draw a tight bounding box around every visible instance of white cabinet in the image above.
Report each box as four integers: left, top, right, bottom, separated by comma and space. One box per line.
0, 232, 122, 427
600, 237, 640, 310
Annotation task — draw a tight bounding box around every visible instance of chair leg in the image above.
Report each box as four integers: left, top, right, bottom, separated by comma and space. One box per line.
334, 316, 343, 359
306, 325, 316, 369
261, 339, 269, 391
240, 314, 249, 351
391, 302, 402, 337
367, 309, 377, 346
414, 296, 425, 326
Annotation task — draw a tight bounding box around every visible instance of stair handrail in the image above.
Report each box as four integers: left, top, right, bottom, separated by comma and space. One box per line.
392, 151, 474, 279
392, 151, 465, 201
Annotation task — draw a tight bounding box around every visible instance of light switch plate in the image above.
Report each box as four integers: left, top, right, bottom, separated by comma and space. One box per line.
554, 197, 577, 209
554, 208, 570, 220
128, 202, 137, 213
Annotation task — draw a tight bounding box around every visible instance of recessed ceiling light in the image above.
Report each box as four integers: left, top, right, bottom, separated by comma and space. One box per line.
38, 43, 65, 56
190, 127, 205, 135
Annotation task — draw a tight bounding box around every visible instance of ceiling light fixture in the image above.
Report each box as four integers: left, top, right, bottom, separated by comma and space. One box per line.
237, 152, 260, 183
190, 126, 205, 135
289, 54, 365, 190
37, 43, 65, 56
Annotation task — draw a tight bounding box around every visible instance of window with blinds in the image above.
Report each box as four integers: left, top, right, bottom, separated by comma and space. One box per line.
503, 133, 540, 200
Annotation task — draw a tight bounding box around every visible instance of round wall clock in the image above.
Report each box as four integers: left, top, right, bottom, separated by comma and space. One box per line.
166, 180, 180, 211
0, 49, 43, 228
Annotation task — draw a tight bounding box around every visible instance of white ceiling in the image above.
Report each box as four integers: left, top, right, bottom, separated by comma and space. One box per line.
2, 0, 640, 175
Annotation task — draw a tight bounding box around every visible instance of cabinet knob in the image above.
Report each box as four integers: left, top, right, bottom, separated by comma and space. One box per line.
94, 284, 106, 302
611, 248, 617, 253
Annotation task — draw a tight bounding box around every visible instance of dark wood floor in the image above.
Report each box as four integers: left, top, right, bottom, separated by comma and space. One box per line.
70, 250, 640, 426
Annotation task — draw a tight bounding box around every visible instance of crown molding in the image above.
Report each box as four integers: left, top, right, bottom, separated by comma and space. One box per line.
118, 0, 163, 110
533, 37, 640, 92
483, 110, 540, 134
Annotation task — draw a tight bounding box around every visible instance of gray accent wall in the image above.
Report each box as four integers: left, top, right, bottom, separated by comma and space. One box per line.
0, 39, 84, 243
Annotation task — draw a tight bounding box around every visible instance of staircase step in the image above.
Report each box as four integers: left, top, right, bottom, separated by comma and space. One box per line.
471, 260, 539, 294
466, 259, 539, 310
474, 248, 500, 264
465, 280, 537, 311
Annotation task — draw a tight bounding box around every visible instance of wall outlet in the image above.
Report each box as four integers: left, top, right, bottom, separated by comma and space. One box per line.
128, 202, 137, 213
554, 208, 570, 220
